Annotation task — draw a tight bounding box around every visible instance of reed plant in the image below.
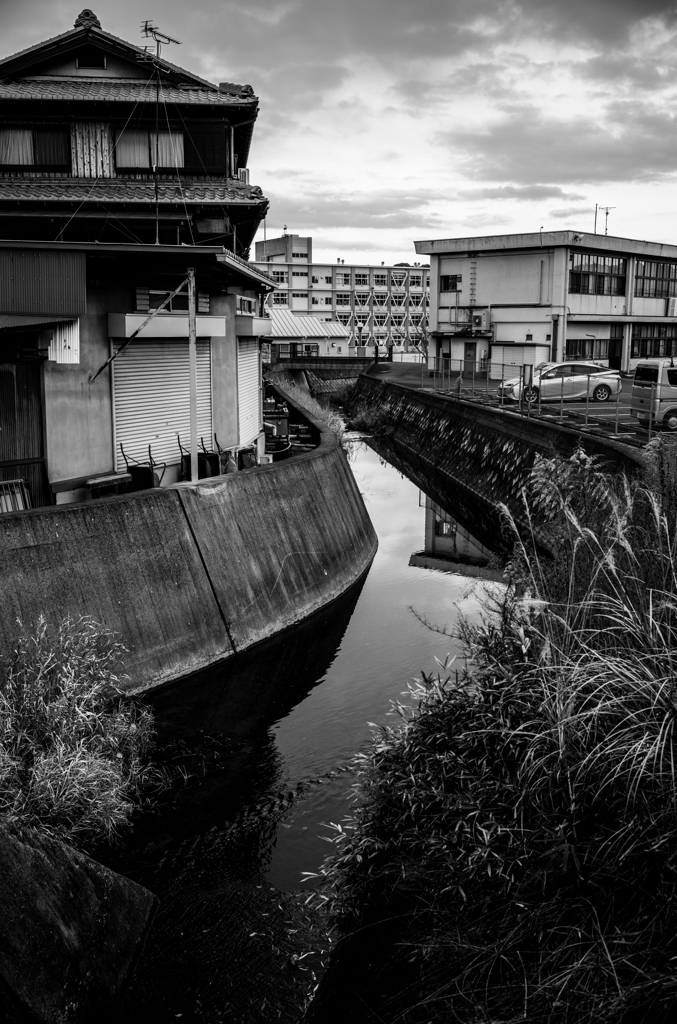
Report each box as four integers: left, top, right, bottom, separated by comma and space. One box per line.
0, 616, 159, 850
312, 440, 677, 1023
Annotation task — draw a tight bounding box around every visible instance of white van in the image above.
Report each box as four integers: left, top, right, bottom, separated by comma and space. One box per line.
631, 360, 677, 431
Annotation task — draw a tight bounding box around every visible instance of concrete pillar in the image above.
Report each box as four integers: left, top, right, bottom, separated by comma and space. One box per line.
623, 255, 635, 372
551, 246, 569, 361
428, 255, 439, 333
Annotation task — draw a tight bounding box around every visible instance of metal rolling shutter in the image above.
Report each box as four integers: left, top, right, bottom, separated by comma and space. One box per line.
238, 339, 260, 446
113, 339, 212, 471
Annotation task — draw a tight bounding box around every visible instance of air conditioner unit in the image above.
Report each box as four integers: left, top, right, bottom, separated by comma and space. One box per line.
667, 297, 677, 317
471, 309, 490, 331
258, 453, 274, 465
237, 168, 250, 185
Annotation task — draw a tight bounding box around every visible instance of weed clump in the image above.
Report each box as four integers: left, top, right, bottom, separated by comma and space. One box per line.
312, 441, 677, 1024
0, 616, 159, 851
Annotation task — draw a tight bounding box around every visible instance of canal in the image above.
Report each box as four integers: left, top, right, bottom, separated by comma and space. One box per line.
111, 436, 502, 1018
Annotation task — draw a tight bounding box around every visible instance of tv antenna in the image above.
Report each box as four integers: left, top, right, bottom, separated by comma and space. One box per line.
140, 20, 181, 59
137, 22, 182, 244
595, 205, 616, 236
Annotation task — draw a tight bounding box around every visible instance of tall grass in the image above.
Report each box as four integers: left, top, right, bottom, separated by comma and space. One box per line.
312, 441, 677, 1023
0, 616, 160, 850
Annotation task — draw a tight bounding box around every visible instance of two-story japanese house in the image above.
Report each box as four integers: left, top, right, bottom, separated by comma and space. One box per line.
0, 9, 273, 508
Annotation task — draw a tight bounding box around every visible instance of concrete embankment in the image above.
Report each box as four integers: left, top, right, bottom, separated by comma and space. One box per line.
0, 396, 377, 693
351, 375, 646, 540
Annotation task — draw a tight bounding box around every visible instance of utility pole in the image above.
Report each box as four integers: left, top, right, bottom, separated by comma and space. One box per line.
139, 21, 181, 245
187, 267, 199, 483
594, 204, 598, 234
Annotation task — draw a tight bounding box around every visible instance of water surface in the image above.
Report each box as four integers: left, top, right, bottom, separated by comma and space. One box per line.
136, 439, 499, 891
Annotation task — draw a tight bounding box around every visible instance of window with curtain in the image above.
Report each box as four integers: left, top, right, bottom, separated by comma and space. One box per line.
0, 129, 70, 168
115, 130, 184, 169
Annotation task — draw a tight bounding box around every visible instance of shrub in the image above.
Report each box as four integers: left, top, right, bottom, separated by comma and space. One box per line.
313, 442, 677, 1023
0, 616, 159, 850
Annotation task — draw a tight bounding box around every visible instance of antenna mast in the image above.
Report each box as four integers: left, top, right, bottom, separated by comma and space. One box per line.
600, 206, 616, 236
138, 22, 182, 244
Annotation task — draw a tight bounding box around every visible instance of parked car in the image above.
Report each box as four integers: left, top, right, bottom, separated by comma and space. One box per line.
631, 359, 677, 430
504, 362, 622, 403
496, 362, 554, 397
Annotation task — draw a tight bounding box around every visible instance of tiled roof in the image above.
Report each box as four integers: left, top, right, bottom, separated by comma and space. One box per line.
0, 78, 256, 105
0, 178, 267, 205
269, 309, 350, 338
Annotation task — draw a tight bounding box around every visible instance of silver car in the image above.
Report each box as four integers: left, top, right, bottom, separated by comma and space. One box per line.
497, 362, 554, 397
508, 362, 622, 403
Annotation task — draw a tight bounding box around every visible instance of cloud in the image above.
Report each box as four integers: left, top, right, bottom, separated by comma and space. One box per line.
440, 101, 677, 184
460, 185, 585, 201
549, 206, 594, 219
261, 188, 444, 231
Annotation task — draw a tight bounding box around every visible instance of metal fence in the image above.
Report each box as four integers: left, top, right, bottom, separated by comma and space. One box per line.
424, 357, 627, 432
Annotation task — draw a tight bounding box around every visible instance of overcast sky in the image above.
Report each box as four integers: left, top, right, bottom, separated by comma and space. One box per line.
3, 0, 677, 264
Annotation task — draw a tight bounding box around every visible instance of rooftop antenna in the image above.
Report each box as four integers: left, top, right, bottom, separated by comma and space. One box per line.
600, 206, 616, 236
594, 203, 598, 233
138, 21, 181, 244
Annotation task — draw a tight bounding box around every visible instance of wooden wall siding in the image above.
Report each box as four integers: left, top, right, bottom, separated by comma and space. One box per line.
0, 250, 86, 315
70, 123, 113, 178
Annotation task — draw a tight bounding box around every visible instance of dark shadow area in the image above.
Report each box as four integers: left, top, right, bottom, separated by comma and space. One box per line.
101, 573, 368, 1023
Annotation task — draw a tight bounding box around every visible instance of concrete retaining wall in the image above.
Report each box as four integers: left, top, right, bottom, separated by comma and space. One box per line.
352, 376, 646, 542
0, 398, 377, 693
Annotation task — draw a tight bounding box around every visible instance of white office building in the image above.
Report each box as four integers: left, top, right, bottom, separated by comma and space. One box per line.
253, 233, 430, 348
414, 230, 677, 376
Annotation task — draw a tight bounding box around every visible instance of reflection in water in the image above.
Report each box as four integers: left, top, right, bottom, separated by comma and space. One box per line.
112, 441, 501, 900
409, 495, 505, 581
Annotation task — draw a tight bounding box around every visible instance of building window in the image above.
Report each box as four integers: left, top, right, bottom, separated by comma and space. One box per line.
355, 273, 369, 286
374, 274, 387, 286
569, 253, 626, 296
292, 252, 307, 258
373, 293, 388, 306
631, 324, 677, 358
0, 128, 70, 168
435, 517, 456, 538
324, 297, 333, 305
391, 294, 405, 307
634, 260, 677, 299
440, 275, 462, 291
336, 312, 352, 325
312, 297, 319, 304
291, 292, 308, 298
292, 270, 308, 277
410, 275, 422, 287
273, 292, 288, 305
336, 293, 351, 306
271, 271, 288, 283
135, 286, 209, 313
354, 293, 370, 307
115, 130, 184, 169
566, 337, 609, 360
